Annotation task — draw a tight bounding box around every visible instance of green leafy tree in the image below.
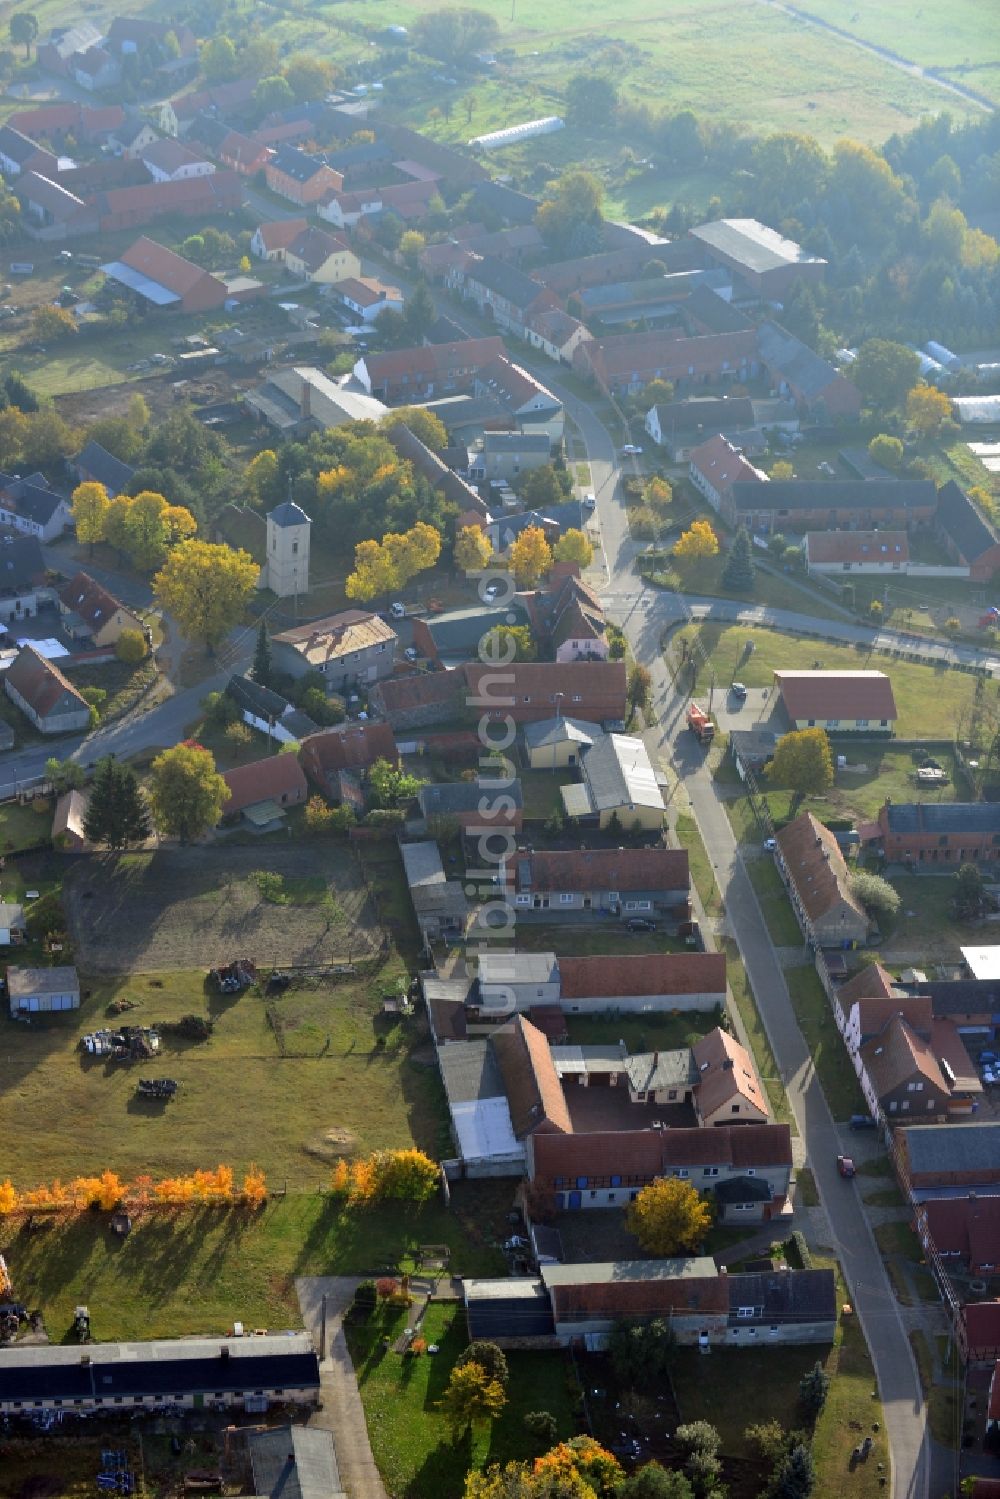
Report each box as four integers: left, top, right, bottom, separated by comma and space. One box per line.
31, 305, 77, 341
721, 526, 755, 592
254, 75, 294, 114
368, 757, 423, 807
850, 339, 921, 412
457, 1341, 508, 1389
772, 1443, 816, 1499
200, 34, 238, 80
554, 529, 593, 568
565, 73, 618, 130
484, 624, 537, 662
82, 758, 151, 851
625, 1178, 712, 1256
868, 434, 904, 470
45, 757, 85, 794
536, 170, 604, 255
954, 861, 987, 919
252, 620, 272, 687
799, 1361, 830, 1415
382, 406, 448, 452
766, 727, 833, 796
411, 7, 499, 66
523, 1411, 558, 1452
283, 54, 333, 101
850, 869, 900, 922
620, 1467, 694, 1499
521, 464, 570, 509
9, 12, 38, 56
148, 743, 231, 843
675, 1424, 722, 1499
438, 1360, 507, 1437
627, 663, 652, 713
607, 1317, 676, 1389
745, 1420, 790, 1465
224, 720, 253, 759
116, 629, 147, 664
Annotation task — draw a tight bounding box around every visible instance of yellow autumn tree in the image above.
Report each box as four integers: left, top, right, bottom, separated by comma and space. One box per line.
330, 1159, 351, 1196
906, 383, 954, 437
673, 520, 719, 562
454, 524, 493, 574
346, 522, 442, 602
371, 1148, 439, 1202
439, 1360, 507, 1437
625, 1176, 712, 1255
554, 528, 593, 568
71, 480, 110, 548
0, 1179, 20, 1214
242, 1164, 267, 1207
509, 525, 553, 587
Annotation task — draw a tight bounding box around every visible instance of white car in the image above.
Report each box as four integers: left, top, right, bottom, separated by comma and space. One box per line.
582, 493, 596, 509
404, 646, 419, 662
390, 601, 406, 618
483, 582, 501, 601
763, 838, 777, 853
621, 444, 643, 456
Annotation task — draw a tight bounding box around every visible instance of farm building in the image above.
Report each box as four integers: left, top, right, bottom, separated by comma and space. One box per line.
7, 965, 80, 1016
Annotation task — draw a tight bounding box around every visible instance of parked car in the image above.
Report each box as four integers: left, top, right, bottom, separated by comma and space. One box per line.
837, 1153, 856, 1178
404, 646, 419, 662
621, 444, 643, 456
731, 681, 748, 699
625, 917, 657, 933
849, 1114, 877, 1131
582, 493, 596, 508
763, 837, 777, 852
390, 601, 406, 618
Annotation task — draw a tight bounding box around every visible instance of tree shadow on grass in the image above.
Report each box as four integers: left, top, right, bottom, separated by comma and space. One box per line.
406, 1431, 472, 1499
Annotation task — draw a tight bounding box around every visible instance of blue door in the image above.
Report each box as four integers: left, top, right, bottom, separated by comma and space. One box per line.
568, 1190, 582, 1209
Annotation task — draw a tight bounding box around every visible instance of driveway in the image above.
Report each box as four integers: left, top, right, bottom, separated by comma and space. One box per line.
296, 1277, 389, 1499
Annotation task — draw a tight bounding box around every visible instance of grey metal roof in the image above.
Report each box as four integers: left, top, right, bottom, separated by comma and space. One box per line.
7, 966, 79, 998
691, 219, 826, 276
437, 1038, 506, 1104
714, 1175, 772, 1204
467, 254, 544, 308
523, 716, 597, 751
269, 500, 311, 529
73, 440, 135, 496
909, 980, 1000, 1017
541, 1258, 716, 1286
482, 431, 552, 454
902, 1121, 1000, 1175
401, 840, 446, 889
885, 802, 1000, 835
270, 146, 328, 183
480, 951, 558, 986
624, 1049, 698, 1092
757, 319, 841, 399
424, 602, 529, 652
726, 1268, 835, 1323
731, 478, 935, 513
249, 1426, 344, 1499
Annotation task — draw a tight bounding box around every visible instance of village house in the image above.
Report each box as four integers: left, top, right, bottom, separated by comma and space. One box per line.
958, 1301, 1000, 1365
524, 570, 609, 663
17, 170, 96, 237
692, 1027, 771, 1126
7, 965, 80, 1017
472, 431, 552, 483
464, 658, 628, 727
0, 475, 72, 542
645, 396, 797, 460
917, 1195, 1000, 1277
330, 276, 403, 323
523, 717, 599, 770
355, 336, 506, 402
417, 777, 524, 836
868, 800, 1000, 866
510, 846, 689, 922
0, 126, 59, 179
108, 112, 160, 160
271, 610, 396, 693
688, 434, 768, 514
70, 440, 136, 497
412, 602, 532, 667
756, 320, 861, 418
158, 77, 261, 137
774, 670, 897, 734
804, 531, 910, 575
448, 255, 555, 339
774, 810, 870, 947
558, 951, 727, 1014
573, 328, 758, 396
728, 478, 936, 535
225, 675, 318, 747
71, 47, 121, 91
560, 731, 667, 832
0, 1333, 319, 1414
401, 840, 469, 943
859, 1013, 961, 1121
284, 226, 361, 286
220, 754, 309, 830
140, 137, 214, 183
52, 788, 89, 850
689, 218, 827, 298
933, 481, 1000, 582
245, 367, 387, 435
37, 22, 104, 76
298, 722, 398, 798
264, 148, 343, 207
250, 219, 309, 262
524, 307, 591, 365
0, 536, 48, 624
57, 570, 143, 648
4, 646, 90, 735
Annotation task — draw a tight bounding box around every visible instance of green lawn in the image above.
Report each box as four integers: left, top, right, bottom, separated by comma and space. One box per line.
0, 963, 450, 1188
671, 1256, 889, 1499
747, 856, 804, 945
784, 964, 866, 1120
348, 1301, 578, 1498
646, 552, 848, 621
565, 1009, 720, 1052
513, 924, 687, 955
517, 767, 579, 820
676, 623, 981, 742
878, 874, 979, 962
720, 937, 794, 1130
0, 799, 54, 854
676, 812, 723, 918
0, 1185, 509, 1343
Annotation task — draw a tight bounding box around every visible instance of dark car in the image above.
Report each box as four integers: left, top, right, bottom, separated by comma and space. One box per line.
625, 918, 657, 933
849, 1114, 878, 1130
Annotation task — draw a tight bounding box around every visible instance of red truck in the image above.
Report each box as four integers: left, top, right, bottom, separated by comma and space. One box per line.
687, 701, 715, 744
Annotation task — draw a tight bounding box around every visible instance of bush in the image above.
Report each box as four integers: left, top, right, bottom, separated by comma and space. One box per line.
457, 1340, 509, 1389
116, 629, 148, 664
352, 1280, 378, 1318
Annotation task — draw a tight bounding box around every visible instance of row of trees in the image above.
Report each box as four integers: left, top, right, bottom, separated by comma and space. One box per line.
72, 483, 197, 571
0, 1163, 267, 1215
329, 1147, 440, 1202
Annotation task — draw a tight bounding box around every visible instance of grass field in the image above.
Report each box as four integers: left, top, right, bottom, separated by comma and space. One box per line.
747, 855, 804, 945
348, 1300, 578, 1498
720, 936, 794, 1129
784, 964, 866, 1120
647, 551, 848, 621
677, 622, 981, 742
0, 1184, 510, 1342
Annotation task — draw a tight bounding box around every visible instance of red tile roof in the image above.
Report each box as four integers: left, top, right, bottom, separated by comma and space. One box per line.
692, 1028, 769, 1120
689, 434, 765, 492
142, 137, 210, 174
775, 811, 867, 929
491, 1014, 572, 1137
463, 659, 627, 721
837, 962, 897, 1009
923, 1195, 1000, 1266
221, 753, 307, 816
6, 645, 87, 720
558, 951, 724, 1000
58, 570, 137, 631
774, 670, 898, 722
964, 1301, 1000, 1358
531, 1121, 793, 1181
517, 846, 689, 895
120, 235, 217, 297
860, 1014, 949, 1101
549, 1270, 728, 1322
299, 722, 397, 782
256, 218, 308, 253
853, 993, 932, 1038
373, 670, 463, 719
805, 530, 910, 566
362, 336, 505, 385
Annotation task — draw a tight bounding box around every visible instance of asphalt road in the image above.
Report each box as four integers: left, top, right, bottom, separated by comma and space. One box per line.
541, 360, 933, 1499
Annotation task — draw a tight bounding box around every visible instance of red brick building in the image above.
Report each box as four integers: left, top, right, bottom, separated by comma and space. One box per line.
872, 799, 1000, 866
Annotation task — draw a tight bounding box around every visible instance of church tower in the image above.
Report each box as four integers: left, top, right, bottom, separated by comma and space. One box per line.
264, 499, 311, 600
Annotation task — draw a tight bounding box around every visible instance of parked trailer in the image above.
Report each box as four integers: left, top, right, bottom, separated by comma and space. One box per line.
687, 701, 715, 744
